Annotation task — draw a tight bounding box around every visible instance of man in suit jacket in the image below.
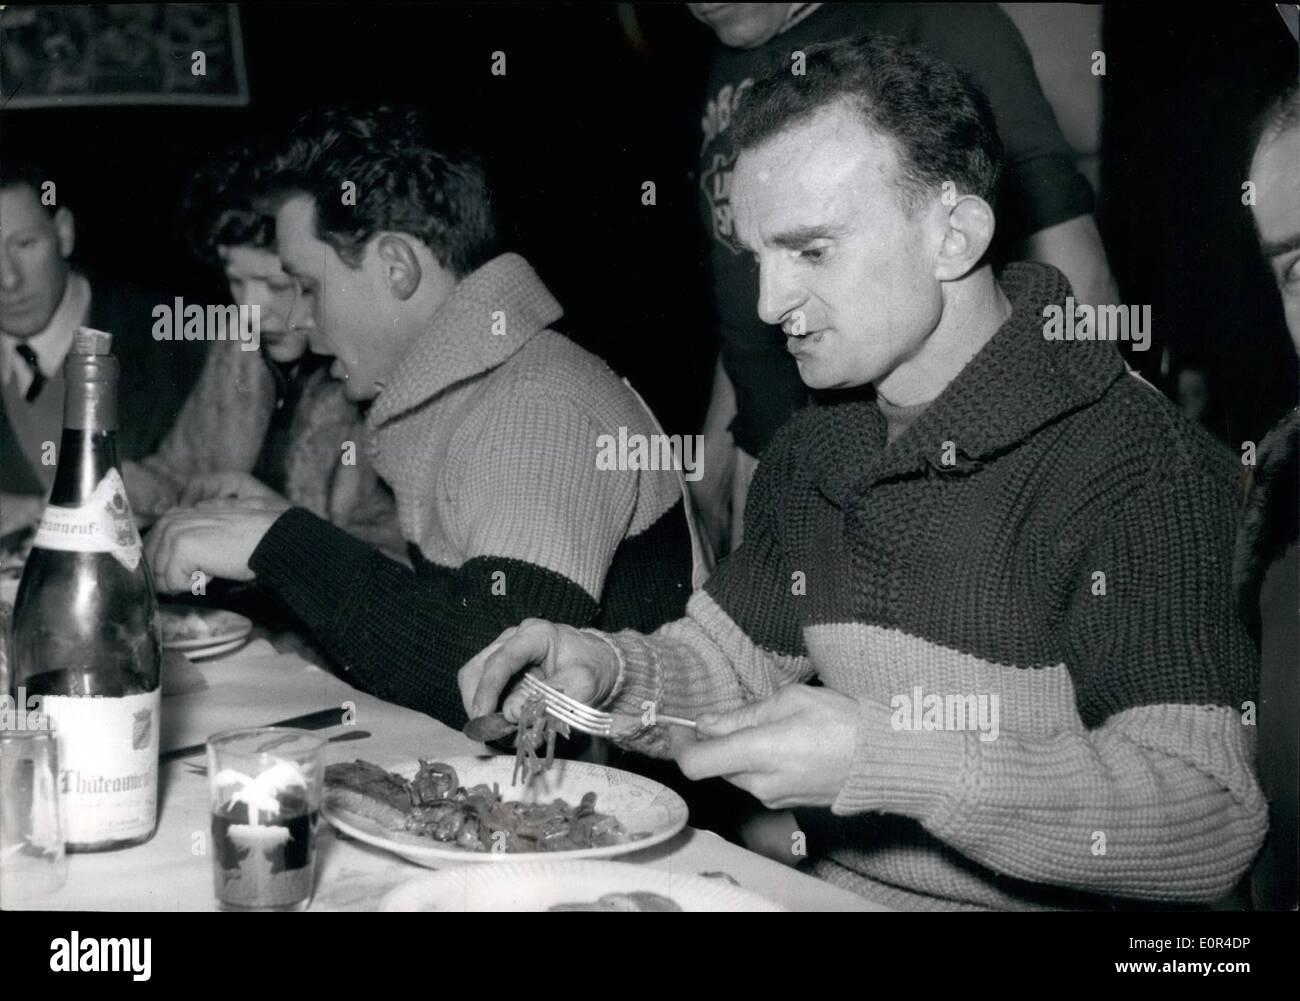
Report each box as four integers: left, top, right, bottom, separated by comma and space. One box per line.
1, 157, 207, 503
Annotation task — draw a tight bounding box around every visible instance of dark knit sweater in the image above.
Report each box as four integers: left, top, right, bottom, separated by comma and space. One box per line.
601, 263, 1265, 910
250, 254, 695, 728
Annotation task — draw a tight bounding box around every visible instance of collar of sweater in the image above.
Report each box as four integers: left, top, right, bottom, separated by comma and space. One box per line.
808, 262, 1127, 501
368, 252, 563, 425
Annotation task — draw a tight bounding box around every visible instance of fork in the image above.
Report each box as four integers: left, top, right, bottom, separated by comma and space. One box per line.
520, 673, 696, 737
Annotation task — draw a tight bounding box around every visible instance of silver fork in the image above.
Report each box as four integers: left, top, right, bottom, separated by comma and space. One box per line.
520, 673, 696, 737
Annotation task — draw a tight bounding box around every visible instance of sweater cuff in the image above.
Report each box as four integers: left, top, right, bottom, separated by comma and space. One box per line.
249, 505, 379, 634
600, 631, 672, 757
831, 699, 969, 825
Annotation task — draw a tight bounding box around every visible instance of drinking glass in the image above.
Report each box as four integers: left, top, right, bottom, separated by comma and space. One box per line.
1, 714, 68, 902
206, 727, 325, 911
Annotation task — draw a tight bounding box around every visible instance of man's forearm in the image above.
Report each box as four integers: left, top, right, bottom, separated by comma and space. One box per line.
602, 589, 813, 758
1022, 214, 1121, 307
833, 699, 1266, 904
250, 507, 603, 728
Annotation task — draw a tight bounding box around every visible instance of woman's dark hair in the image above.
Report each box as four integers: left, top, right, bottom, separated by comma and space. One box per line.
262, 106, 497, 277
182, 144, 276, 265
729, 34, 1004, 214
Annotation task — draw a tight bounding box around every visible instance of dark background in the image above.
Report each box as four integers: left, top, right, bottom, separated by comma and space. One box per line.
3, 2, 1297, 444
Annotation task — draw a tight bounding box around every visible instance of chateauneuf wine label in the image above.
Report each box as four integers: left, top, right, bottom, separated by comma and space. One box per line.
43, 689, 160, 845
32, 468, 142, 570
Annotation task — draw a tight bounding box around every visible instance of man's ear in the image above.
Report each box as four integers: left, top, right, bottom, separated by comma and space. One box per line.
53, 207, 75, 260
934, 195, 995, 282
375, 234, 422, 300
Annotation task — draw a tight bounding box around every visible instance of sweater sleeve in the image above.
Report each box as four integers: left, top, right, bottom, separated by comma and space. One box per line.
600, 430, 814, 757
249, 507, 605, 728
831, 468, 1267, 904
123, 342, 272, 516
248, 385, 647, 729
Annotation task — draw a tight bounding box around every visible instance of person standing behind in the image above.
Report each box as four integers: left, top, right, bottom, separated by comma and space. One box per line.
688, 3, 1120, 555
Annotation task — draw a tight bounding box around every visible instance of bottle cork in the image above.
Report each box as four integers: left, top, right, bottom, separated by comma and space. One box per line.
73, 327, 114, 356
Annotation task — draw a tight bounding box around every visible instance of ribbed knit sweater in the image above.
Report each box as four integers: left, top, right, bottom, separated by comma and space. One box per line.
250, 254, 695, 727
600, 263, 1266, 910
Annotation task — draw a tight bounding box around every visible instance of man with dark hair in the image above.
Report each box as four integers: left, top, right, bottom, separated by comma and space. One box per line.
688, 3, 1120, 559
1238, 77, 1299, 911
121, 144, 401, 559
465, 37, 1264, 910
145, 108, 699, 730
1, 156, 206, 504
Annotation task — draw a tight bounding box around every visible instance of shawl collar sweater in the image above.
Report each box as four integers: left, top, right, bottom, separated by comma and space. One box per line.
601, 263, 1264, 910
250, 254, 692, 726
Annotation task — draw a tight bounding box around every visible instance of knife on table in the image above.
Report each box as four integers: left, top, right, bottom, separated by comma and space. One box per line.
159, 707, 349, 762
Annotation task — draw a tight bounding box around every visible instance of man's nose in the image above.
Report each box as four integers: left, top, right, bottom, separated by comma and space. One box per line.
756, 260, 802, 327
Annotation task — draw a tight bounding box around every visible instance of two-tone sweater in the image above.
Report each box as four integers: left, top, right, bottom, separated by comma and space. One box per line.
600, 263, 1266, 910
249, 253, 695, 728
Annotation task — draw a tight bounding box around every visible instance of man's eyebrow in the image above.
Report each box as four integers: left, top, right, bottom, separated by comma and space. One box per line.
768, 224, 847, 250
1260, 232, 1300, 258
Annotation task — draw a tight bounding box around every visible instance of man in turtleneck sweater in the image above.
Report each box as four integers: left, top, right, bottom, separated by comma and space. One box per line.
143, 109, 698, 733
465, 37, 1264, 910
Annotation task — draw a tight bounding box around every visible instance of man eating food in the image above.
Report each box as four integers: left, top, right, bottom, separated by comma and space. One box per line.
462, 36, 1265, 910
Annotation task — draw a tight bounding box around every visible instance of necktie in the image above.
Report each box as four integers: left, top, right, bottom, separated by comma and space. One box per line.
14, 343, 46, 402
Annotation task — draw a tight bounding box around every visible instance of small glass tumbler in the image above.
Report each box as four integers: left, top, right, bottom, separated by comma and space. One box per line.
1, 713, 68, 903
206, 727, 325, 911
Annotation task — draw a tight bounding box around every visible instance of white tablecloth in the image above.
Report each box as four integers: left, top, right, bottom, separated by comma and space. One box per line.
28, 641, 884, 912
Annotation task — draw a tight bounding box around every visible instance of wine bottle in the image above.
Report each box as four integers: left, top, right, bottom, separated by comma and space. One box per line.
11, 327, 161, 851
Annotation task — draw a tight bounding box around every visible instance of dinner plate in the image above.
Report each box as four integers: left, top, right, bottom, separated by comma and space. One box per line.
159, 606, 253, 654
323, 755, 689, 865
381, 858, 784, 912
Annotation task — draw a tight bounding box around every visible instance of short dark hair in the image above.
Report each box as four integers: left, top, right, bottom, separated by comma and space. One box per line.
0, 154, 62, 214
263, 106, 497, 277
182, 144, 276, 266
729, 34, 1003, 213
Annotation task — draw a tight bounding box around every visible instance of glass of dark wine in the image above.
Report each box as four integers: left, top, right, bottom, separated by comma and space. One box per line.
205, 727, 325, 911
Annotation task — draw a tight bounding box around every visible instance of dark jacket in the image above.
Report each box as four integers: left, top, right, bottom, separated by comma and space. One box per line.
1, 280, 208, 495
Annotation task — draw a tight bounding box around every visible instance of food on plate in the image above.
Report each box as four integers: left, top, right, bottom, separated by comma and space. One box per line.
159, 607, 219, 643
549, 891, 682, 912
325, 759, 645, 853
513, 693, 570, 786
158, 606, 246, 645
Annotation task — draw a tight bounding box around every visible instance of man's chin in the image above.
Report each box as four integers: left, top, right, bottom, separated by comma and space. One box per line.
0, 317, 47, 339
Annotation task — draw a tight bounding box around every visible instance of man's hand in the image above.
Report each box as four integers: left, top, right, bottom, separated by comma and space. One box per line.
180, 470, 285, 508
678, 685, 859, 809
143, 501, 289, 592
460, 619, 621, 721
